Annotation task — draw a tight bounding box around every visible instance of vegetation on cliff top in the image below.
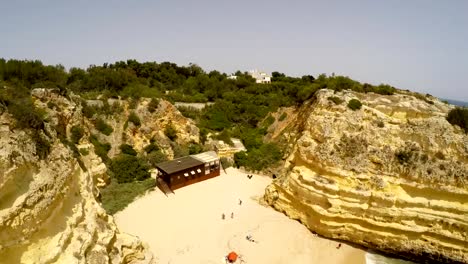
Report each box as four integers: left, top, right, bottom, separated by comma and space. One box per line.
0, 85, 50, 159
95, 118, 114, 136
1, 58, 466, 215
447, 107, 468, 133
127, 112, 141, 127
347, 99, 362, 111
70, 125, 85, 144
110, 154, 150, 183
0, 58, 437, 171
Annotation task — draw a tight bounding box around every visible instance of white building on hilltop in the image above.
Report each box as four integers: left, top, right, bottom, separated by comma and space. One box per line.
248, 69, 271, 84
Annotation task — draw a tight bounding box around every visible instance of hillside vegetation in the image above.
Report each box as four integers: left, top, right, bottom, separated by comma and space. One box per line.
0, 58, 458, 172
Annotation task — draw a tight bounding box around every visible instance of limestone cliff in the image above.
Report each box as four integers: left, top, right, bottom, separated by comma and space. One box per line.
0, 89, 200, 263
264, 89, 468, 263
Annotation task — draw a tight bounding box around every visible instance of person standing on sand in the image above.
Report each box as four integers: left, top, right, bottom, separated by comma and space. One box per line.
239, 199, 242, 205
222, 213, 225, 220
231, 212, 234, 219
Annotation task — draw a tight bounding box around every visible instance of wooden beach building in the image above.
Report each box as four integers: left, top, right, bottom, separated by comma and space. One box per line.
155, 151, 220, 190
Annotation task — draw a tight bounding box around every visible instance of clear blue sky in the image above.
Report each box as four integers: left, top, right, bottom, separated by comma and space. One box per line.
1, 0, 467, 101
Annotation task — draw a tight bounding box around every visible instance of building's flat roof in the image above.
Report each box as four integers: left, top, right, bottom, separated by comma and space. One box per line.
191, 151, 219, 163
156, 156, 204, 175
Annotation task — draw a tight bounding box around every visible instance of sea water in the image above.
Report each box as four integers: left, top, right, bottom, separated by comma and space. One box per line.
366, 252, 417, 264
442, 98, 468, 107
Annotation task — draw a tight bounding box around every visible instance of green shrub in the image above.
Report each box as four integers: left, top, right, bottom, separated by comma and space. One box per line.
199, 128, 208, 144
8, 99, 45, 130
79, 148, 89, 156
144, 142, 160, 153
164, 123, 178, 141
347, 99, 362, 111
413, 93, 426, 101
234, 143, 282, 171
82, 101, 97, 118
145, 150, 167, 167
100, 89, 119, 100
110, 154, 150, 183
172, 143, 188, 158
412, 93, 435, 105
90, 135, 111, 162
263, 115, 275, 127
96, 100, 115, 116
296, 84, 319, 103
188, 142, 203, 155
239, 128, 264, 149
278, 112, 287, 121
70, 125, 84, 144
120, 144, 137, 156
61, 138, 81, 159
446, 108, 468, 133
95, 118, 113, 135
109, 101, 124, 114
166, 92, 208, 103
328, 96, 344, 105
100, 178, 155, 215
216, 129, 234, 146
147, 98, 159, 113
121, 83, 161, 99
0, 86, 49, 159
80, 91, 101, 100
128, 112, 141, 127
177, 106, 201, 120
374, 84, 395, 95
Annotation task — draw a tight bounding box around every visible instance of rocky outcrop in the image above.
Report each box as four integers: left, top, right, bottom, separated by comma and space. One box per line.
264, 89, 468, 263
0, 89, 154, 263
123, 98, 199, 159
89, 98, 199, 160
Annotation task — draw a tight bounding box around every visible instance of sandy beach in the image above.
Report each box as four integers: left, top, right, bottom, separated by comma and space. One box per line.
114, 168, 366, 264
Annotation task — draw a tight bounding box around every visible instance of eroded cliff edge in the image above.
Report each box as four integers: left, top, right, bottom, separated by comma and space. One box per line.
264, 89, 468, 263
0, 88, 200, 263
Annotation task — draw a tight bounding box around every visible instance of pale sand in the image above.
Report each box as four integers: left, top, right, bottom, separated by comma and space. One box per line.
114, 168, 366, 264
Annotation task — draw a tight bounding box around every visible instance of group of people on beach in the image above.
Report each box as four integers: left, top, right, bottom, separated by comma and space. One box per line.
221, 212, 235, 220
221, 199, 243, 220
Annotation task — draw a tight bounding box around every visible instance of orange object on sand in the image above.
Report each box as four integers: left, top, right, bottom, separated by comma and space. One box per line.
227, 251, 238, 262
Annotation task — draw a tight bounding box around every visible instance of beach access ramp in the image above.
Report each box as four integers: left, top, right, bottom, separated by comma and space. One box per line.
157, 177, 174, 195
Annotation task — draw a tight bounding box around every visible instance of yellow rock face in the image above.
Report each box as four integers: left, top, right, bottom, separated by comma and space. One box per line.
264, 89, 468, 263
0, 89, 155, 264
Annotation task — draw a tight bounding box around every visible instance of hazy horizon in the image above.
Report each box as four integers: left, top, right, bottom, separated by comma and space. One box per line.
1, 0, 467, 101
